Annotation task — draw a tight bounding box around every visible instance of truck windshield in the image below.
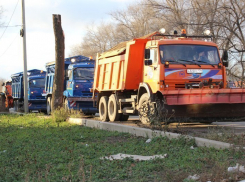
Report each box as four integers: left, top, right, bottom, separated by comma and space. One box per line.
159, 45, 220, 65
29, 78, 45, 88
73, 68, 94, 80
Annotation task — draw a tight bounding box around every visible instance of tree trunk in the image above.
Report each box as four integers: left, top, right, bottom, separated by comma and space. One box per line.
51, 14, 65, 111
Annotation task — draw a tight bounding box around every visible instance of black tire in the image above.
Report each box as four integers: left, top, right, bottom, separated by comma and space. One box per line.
99, 96, 109, 122
64, 98, 69, 111
108, 94, 121, 122
14, 100, 19, 112
16, 100, 20, 112
138, 93, 151, 124
47, 97, 51, 115
119, 114, 129, 121
13, 100, 16, 111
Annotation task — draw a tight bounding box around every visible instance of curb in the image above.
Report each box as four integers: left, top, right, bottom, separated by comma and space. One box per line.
0, 112, 9, 114
68, 118, 234, 150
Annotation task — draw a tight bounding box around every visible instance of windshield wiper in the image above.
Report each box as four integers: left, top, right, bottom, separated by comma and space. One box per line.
194, 60, 215, 67
164, 59, 186, 67
178, 59, 200, 67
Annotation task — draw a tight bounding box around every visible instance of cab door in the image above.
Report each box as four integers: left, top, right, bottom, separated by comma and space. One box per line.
143, 48, 160, 93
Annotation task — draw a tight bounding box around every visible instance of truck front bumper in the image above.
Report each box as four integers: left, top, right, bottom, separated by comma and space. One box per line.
28, 100, 47, 111
66, 97, 97, 114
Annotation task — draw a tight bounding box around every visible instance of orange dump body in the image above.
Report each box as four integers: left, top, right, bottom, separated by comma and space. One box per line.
94, 39, 148, 91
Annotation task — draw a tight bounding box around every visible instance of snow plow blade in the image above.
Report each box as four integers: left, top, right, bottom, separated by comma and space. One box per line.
161, 88, 245, 118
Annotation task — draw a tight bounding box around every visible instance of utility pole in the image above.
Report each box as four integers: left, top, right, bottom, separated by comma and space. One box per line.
21, 0, 28, 113
51, 14, 65, 111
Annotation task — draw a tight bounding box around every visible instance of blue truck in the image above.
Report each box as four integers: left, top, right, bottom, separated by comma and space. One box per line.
44, 55, 97, 115
11, 69, 47, 112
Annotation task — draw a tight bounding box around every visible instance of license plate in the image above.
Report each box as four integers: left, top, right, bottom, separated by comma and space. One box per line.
187, 69, 203, 74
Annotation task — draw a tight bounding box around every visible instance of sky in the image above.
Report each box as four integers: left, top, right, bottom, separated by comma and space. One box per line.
0, 0, 136, 80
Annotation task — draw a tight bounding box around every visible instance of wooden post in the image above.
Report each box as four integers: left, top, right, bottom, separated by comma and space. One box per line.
52, 14, 65, 110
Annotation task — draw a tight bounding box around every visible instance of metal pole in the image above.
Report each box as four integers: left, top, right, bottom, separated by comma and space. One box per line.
21, 0, 29, 113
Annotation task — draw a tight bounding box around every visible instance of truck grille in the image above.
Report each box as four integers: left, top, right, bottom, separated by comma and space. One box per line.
175, 84, 185, 89
175, 81, 201, 89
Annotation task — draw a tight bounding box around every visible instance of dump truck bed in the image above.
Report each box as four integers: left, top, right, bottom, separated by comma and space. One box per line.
94, 39, 148, 91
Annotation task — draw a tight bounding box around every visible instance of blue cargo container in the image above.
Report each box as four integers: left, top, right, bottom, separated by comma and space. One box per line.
11, 69, 47, 112
44, 55, 97, 115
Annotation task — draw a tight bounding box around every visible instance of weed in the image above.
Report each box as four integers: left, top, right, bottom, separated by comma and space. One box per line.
205, 126, 245, 147
69, 108, 84, 118
51, 106, 69, 125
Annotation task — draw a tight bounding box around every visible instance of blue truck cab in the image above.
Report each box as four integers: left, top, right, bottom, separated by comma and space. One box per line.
11, 69, 47, 112
44, 55, 97, 115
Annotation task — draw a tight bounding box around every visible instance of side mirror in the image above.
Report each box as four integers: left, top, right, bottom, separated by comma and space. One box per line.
145, 49, 150, 59
223, 61, 229, 67
222, 50, 229, 67
222, 50, 228, 61
145, 59, 153, 66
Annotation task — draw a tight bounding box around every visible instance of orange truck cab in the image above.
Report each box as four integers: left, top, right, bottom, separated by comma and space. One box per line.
93, 30, 245, 124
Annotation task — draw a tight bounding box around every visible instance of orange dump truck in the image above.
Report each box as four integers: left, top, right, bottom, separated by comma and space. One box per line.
92, 30, 245, 124
0, 81, 13, 111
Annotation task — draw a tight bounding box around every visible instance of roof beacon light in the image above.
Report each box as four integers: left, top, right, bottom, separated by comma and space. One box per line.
71, 58, 76, 63
159, 28, 166, 34
204, 29, 211, 35
89, 56, 93, 60
181, 29, 187, 36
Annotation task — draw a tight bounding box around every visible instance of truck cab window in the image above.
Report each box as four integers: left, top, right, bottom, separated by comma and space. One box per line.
159, 45, 220, 65
29, 78, 45, 88
68, 70, 72, 80
73, 68, 94, 80
150, 49, 157, 64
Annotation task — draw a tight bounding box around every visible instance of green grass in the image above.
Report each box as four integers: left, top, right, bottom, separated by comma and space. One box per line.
0, 114, 245, 182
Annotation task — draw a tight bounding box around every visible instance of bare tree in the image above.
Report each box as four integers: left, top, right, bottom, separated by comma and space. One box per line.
71, 0, 245, 83
110, 1, 165, 37
71, 1, 168, 57
217, 0, 245, 84
70, 22, 128, 58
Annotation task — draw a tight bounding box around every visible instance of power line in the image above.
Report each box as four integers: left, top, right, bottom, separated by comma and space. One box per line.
0, 0, 20, 41
0, 33, 19, 58
0, 25, 22, 28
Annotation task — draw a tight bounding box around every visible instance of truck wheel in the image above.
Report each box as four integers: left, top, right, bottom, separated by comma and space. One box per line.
13, 100, 16, 111
138, 93, 151, 125
47, 97, 51, 115
14, 100, 19, 112
16, 100, 20, 112
120, 114, 129, 121
64, 98, 69, 111
99, 96, 109, 122
108, 94, 121, 122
